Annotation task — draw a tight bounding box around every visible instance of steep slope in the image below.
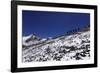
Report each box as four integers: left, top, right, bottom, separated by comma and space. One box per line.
22, 30, 90, 62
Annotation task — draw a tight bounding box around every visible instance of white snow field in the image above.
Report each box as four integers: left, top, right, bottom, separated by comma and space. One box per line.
22, 28, 90, 62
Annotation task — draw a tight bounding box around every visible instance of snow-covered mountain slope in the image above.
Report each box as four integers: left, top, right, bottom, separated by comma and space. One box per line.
22, 34, 42, 47
22, 30, 90, 62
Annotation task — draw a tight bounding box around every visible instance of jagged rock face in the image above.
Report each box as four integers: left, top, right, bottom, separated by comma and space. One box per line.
22, 30, 90, 62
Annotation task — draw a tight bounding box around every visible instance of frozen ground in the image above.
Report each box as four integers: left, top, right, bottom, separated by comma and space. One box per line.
22, 29, 90, 62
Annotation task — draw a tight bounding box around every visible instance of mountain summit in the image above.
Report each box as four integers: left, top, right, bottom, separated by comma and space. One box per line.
22, 34, 41, 47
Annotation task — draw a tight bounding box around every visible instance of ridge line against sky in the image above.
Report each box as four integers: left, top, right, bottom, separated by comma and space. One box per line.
22, 10, 90, 38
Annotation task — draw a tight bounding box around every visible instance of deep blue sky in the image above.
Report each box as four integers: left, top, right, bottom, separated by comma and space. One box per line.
22, 10, 90, 38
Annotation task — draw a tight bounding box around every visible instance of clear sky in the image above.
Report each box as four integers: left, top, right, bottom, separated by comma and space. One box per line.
22, 10, 90, 38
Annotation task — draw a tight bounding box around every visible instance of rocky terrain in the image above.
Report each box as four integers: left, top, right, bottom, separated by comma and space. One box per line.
22, 28, 90, 62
